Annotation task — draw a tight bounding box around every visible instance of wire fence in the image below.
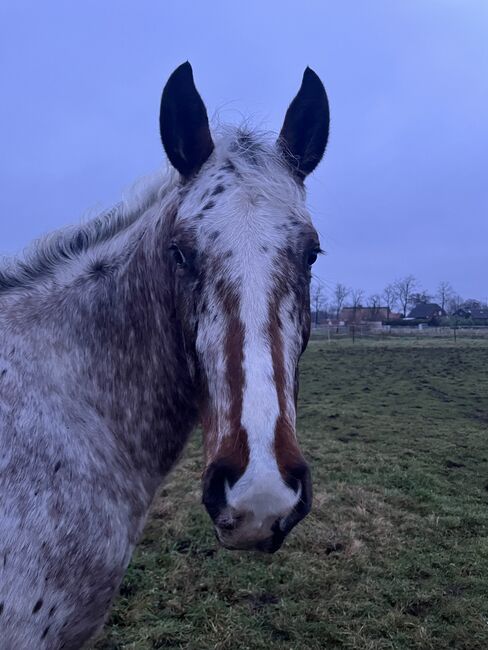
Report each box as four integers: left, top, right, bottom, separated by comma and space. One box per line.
310, 324, 488, 343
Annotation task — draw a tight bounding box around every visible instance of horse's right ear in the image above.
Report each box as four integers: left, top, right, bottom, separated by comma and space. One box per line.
160, 62, 214, 178
278, 67, 330, 180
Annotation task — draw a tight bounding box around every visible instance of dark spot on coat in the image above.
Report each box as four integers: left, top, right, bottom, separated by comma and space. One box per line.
48, 605, 56, 618
195, 213, 204, 220
73, 231, 87, 253
261, 245, 269, 253
224, 250, 233, 259
54, 461, 61, 473
203, 201, 215, 211
0, 369, 6, 378
211, 184, 225, 196
0, 602, 4, 615
209, 231, 219, 241
222, 159, 236, 173
215, 279, 225, 295
178, 183, 190, 199
33, 599, 43, 614
236, 131, 267, 165
89, 260, 110, 278
41, 625, 50, 639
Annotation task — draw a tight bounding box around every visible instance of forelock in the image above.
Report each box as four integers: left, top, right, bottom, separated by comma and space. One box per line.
178, 126, 306, 218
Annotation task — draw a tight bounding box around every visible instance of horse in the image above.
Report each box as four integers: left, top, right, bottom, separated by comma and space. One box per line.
0, 62, 329, 649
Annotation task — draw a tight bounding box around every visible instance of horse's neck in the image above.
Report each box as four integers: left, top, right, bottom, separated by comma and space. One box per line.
6, 201, 198, 485
83, 211, 198, 480
117, 249, 197, 478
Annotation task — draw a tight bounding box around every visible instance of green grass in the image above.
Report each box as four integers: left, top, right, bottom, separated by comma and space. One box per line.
93, 338, 488, 650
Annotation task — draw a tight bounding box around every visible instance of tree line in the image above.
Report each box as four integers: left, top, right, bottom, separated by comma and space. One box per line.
311, 275, 487, 322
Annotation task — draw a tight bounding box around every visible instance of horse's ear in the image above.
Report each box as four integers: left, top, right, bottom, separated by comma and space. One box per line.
278, 67, 330, 179
160, 62, 214, 178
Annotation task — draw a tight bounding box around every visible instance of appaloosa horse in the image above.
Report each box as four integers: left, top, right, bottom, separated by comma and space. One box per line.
0, 63, 329, 648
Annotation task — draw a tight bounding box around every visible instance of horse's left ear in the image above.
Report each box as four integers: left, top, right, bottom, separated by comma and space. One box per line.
278, 67, 330, 179
160, 62, 214, 178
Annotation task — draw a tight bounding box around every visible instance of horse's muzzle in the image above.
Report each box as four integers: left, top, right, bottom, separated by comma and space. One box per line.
201, 460, 312, 552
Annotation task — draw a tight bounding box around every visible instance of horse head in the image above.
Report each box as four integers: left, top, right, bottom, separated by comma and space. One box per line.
161, 63, 329, 552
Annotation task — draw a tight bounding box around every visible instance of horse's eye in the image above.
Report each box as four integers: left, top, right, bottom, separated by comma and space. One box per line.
307, 250, 320, 266
169, 244, 186, 267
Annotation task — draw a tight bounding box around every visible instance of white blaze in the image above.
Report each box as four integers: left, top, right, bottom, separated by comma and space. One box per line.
224, 214, 300, 522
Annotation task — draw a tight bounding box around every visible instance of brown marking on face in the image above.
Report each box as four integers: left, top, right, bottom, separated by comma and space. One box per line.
266, 232, 315, 482
201, 279, 249, 476
267, 290, 304, 479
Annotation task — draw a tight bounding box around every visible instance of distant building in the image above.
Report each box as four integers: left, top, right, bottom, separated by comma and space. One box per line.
340, 306, 401, 324
471, 308, 488, 323
453, 307, 488, 324
453, 308, 471, 319
407, 303, 446, 321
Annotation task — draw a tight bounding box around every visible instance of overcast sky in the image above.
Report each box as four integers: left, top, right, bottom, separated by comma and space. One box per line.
1, 1, 487, 302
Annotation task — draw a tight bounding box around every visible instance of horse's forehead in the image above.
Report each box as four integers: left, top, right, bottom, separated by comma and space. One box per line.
176, 165, 313, 251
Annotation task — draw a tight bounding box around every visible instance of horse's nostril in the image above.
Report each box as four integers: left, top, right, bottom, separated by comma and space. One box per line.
202, 460, 240, 523
217, 519, 236, 531
285, 463, 312, 518
215, 511, 243, 532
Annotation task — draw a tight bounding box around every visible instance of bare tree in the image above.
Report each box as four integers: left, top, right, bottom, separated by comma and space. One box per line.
462, 298, 482, 310
383, 284, 396, 320
368, 293, 382, 320
436, 281, 454, 312
394, 275, 418, 317
310, 280, 325, 326
350, 288, 364, 322
320, 297, 330, 321
350, 288, 364, 308
334, 283, 349, 321
447, 294, 463, 315
409, 290, 432, 308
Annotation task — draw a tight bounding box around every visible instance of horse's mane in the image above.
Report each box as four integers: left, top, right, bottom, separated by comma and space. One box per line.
0, 169, 178, 294
0, 126, 298, 294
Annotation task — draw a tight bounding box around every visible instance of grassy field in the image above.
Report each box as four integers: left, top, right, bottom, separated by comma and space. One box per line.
93, 338, 488, 650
